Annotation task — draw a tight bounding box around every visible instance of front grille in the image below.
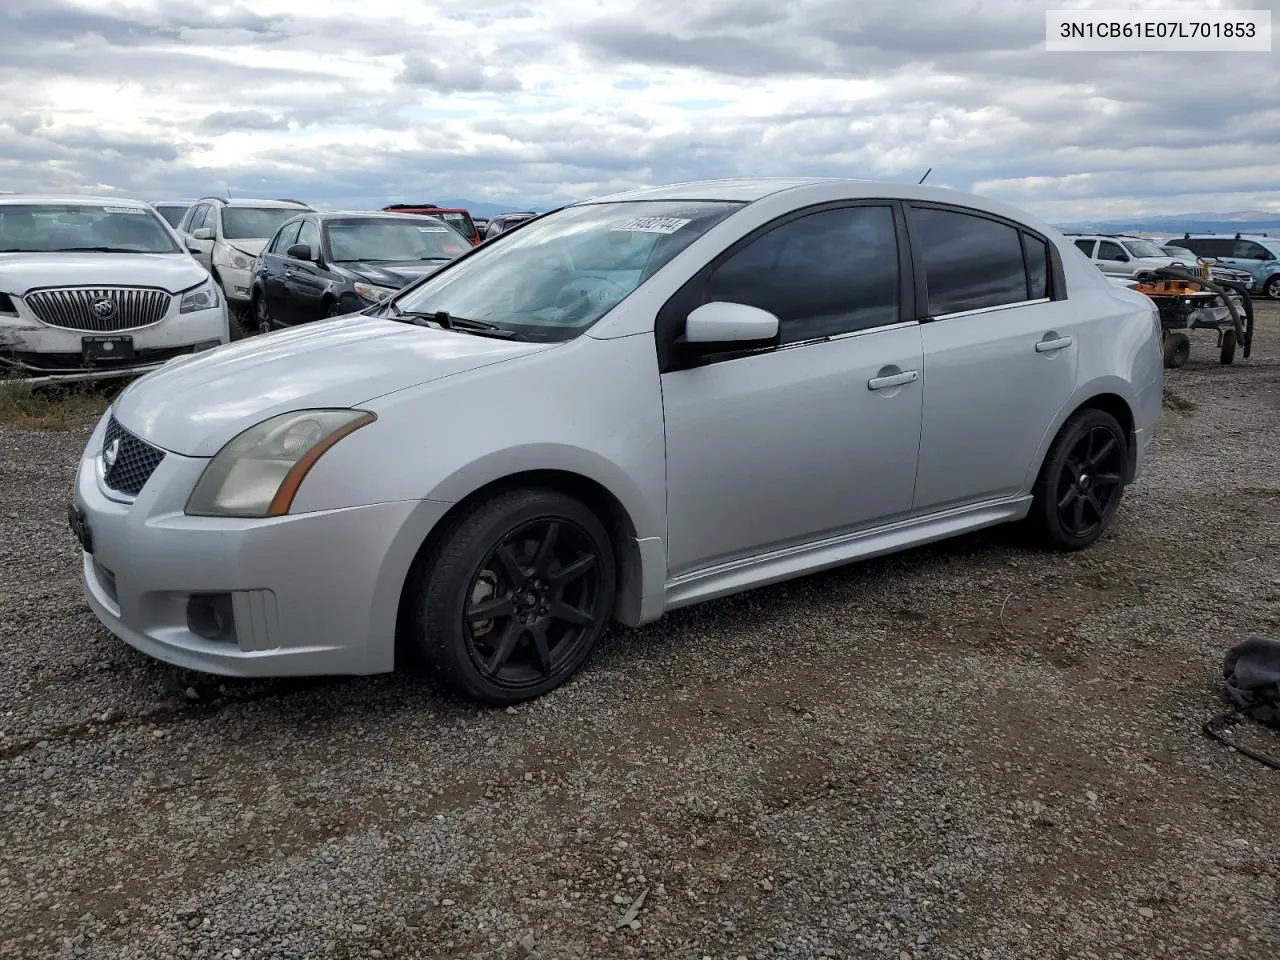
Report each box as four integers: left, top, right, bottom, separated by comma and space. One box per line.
101, 416, 166, 497
24, 287, 172, 332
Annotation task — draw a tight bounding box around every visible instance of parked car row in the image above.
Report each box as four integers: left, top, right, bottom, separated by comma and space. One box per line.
1067, 230, 1276, 294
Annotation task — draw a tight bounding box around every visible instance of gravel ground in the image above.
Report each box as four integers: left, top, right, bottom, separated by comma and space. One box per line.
2, 306, 1279, 960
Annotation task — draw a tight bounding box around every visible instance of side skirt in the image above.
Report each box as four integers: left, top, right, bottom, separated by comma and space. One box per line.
663, 496, 1034, 612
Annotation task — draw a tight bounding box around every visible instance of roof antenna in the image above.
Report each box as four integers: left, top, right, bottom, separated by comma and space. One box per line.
918, 168, 932, 184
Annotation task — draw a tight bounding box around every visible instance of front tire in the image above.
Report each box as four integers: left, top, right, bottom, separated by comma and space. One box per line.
412, 489, 616, 705
1026, 408, 1129, 551
254, 294, 274, 336
1264, 275, 1280, 300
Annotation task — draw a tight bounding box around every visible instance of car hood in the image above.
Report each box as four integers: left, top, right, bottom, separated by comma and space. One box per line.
224, 239, 268, 257
112, 315, 557, 457
339, 259, 453, 288
0, 252, 208, 295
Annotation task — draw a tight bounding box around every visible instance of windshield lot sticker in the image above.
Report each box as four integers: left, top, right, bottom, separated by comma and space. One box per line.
103, 206, 147, 214
610, 216, 692, 235
417, 226, 449, 233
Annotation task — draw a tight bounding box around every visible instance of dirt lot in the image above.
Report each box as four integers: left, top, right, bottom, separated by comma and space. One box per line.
2, 307, 1279, 960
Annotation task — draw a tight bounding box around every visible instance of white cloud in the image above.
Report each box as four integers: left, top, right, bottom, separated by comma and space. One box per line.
0, 0, 1276, 220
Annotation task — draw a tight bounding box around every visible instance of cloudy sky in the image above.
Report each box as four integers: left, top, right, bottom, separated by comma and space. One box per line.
1, 0, 1276, 222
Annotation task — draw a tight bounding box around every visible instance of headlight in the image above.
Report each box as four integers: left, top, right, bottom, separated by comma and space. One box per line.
185, 409, 376, 518
179, 279, 219, 314
354, 281, 397, 303
215, 245, 252, 270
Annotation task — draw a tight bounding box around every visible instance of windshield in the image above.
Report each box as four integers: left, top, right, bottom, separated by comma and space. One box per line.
1162, 246, 1197, 262
0, 203, 180, 253
1123, 239, 1167, 259
153, 204, 189, 228
326, 218, 470, 262
392, 200, 743, 341
223, 207, 303, 241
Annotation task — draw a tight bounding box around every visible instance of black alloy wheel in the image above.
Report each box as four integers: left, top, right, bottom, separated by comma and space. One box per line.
1029, 407, 1129, 551
255, 296, 273, 335
413, 489, 616, 704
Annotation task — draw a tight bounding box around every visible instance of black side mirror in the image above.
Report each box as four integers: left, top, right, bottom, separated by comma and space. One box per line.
286, 243, 314, 262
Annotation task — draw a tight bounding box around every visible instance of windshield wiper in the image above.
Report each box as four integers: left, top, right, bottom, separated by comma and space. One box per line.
400, 309, 530, 341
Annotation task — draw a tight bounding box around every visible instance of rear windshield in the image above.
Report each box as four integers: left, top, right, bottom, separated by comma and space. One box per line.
325, 218, 471, 262
0, 203, 180, 254
153, 204, 189, 228
222, 207, 304, 241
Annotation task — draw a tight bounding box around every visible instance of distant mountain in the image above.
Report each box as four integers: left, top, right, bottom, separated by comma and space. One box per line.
434, 198, 541, 218
1055, 210, 1280, 236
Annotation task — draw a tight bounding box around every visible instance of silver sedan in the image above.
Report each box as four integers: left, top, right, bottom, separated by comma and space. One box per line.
70, 177, 1164, 704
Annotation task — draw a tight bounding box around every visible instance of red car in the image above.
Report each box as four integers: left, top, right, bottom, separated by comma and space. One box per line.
382, 204, 481, 245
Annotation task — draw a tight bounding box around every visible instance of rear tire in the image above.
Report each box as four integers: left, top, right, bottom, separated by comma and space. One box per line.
1163, 332, 1190, 369
1220, 329, 1237, 365
411, 489, 616, 705
1026, 407, 1128, 552
1264, 275, 1280, 300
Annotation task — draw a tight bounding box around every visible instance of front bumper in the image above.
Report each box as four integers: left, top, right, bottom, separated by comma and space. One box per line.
213, 263, 253, 304
71, 416, 447, 677
0, 304, 228, 384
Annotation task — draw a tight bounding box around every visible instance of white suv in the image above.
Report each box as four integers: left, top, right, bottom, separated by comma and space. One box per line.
176, 197, 312, 331
0, 196, 228, 383
1069, 234, 1179, 281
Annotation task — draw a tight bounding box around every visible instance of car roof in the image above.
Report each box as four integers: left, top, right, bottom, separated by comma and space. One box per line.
311, 210, 462, 222
194, 197, 312, 208
1179, 232, 1275, 240
0, 194, 153, 208
150, 200, 195, 205
571, 178, 1064, 236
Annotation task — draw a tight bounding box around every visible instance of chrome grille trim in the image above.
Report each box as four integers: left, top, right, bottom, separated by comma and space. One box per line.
23, 287, 172, 332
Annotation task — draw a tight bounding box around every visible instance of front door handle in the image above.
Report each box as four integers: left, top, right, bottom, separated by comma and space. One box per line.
1036, 335, 1073, 353
867, 369, 919, 391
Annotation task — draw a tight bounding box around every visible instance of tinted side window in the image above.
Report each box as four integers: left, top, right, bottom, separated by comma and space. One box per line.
1187, 238, 1232, 258
704, 205, 899, 344
1073, 239, 1096, 257
1096, 241, 1126, 261
296, 219, 320, 251
272, 220, 302, 253
1234, 240, 1270, 260
909, 207, 1028, 316
1022, 233, 1049, 299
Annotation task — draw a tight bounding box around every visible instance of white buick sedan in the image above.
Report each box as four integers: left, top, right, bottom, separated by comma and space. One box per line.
70, 178, 1163, 704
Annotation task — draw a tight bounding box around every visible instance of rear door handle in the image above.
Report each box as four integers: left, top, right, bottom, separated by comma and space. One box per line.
867, 370, 919, 391
1036, 336, 1073, 353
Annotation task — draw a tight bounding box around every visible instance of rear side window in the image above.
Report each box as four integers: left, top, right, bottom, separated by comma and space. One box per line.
1073, 239, 1096, 257
1022, 233, 1049, 299
908, 207, 1029, 316
1184, 238, 1232, 258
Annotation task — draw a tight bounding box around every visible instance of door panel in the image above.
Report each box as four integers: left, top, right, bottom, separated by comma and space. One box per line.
185, 205, 214, 270
280, 220, 323, 325
915, 301, 1079, 511
905, 203, 1078, 512
661, 325, 925, 577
